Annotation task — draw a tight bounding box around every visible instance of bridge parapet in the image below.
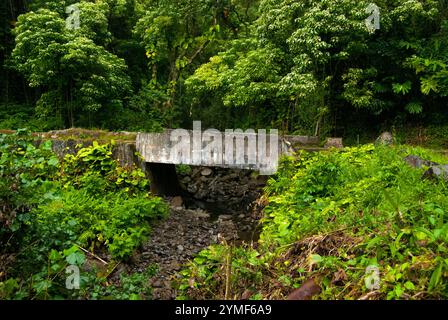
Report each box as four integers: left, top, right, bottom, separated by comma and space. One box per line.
136, 129, 321, 175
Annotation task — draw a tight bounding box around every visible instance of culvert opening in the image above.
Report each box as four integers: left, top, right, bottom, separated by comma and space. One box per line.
145, 163, 183, 197
145, 163, 268, 243
176, 165, 268, 243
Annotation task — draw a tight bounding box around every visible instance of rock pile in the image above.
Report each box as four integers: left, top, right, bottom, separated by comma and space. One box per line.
177, 166, 268, 213
132, 206, 253, 300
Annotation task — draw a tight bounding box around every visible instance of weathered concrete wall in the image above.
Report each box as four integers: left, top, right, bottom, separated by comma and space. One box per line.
38, 139, 146, 173
30, 128, 327, 175
136, 130, 321, 174
34, 129, 141, 169
283, 135, 320, 147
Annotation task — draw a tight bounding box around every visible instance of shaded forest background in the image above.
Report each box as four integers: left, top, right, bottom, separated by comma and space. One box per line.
2, 1, 448, 301
1, 0, 448, 144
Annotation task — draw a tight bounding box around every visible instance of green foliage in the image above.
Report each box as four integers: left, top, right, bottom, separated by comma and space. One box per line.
132, 0, 259, 128
185, 0, 448, 132
59, 141, 149, 195
1, 247, 157, 300
2, 0, 448, 134
0, 130, 59, 237
1, 245, 86, 300
393, 125, 448, 150
175, 164, 192, 176
0, 104, 63, 131
177, 244, 268, 300
11, 1, 132, 127
31, 187, 167, 259
3, 0, 448, 301
0, 132, 168, 299
408, 19, 448, 97
88, 266, 158, 300
179, 145, 448, 299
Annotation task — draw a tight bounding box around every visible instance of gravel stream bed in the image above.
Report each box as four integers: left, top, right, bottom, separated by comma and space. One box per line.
132, 205, 260, 300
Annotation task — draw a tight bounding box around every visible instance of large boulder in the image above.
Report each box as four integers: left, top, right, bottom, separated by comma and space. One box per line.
404, 155, 448, 181
403, 155, 438, 169
324, 138, 343, 149
422, 165, 448, 180
376, 132, 393, 145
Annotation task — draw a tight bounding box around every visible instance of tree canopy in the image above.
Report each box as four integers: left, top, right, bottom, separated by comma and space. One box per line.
1, 0, 447, 135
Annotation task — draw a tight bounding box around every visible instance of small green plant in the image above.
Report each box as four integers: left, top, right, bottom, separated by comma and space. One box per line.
176, 164, 192, 176
88, 266, 158, 300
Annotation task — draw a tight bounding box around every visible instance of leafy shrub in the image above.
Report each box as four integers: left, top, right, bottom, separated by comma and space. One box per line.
0, 104, 63, 131
28, 188, 167, 259
179, 144, 448, 300
59, 141, 149, 195
0, 132, 168, 299
87, 266, 158, 300
0, 130, 59, 240
176, 164, 192, 176
1, 245, 86, 300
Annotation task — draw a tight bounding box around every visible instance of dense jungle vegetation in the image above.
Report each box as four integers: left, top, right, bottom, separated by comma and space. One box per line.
1, 0, 448, 300
178, 145, 448, 299
1, 0, 448, 137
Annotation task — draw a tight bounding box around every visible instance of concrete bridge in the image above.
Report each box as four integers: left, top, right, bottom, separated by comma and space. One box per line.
30, 128, 338, 195
136, 127, 322, 175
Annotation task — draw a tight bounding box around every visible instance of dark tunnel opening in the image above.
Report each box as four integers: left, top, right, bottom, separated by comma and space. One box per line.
145, 163, 183, 197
